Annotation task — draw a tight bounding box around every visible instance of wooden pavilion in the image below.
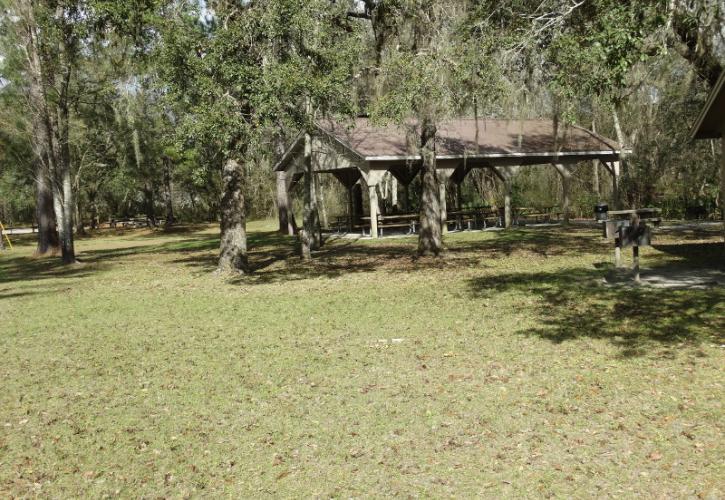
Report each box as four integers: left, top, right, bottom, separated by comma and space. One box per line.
275, 118, 627, 238
690, 69, 725, 243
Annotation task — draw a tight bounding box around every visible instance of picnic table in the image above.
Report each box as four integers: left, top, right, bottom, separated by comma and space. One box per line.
360, 214, 418, 236
513, 206, 560, 225
108, 216, 164, 229
448, 207, 499, 230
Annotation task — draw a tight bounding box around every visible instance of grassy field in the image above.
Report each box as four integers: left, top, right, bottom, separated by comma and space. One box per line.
1, 221, 723, 497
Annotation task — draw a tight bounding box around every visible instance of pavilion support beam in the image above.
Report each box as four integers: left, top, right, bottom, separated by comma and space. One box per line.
552, 163, 573, 225
402, 183, 410, 212
602, 160, 621, 210
490, 166, 519, 229
721, 136, 725, 246
276, 171, 295, 235
360, 169, 387, 238
352, 182, 363, 226
504, 179, 513, 228
450, 164, 472, 212
437, 168, 456, 233
331, 169, 362, 232
278, 169, 303, 235
389, 164, 420, 213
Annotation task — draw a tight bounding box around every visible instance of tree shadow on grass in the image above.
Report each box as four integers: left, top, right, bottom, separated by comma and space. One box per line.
447, 227, 607, 258
652, 242, 724, 269
0, 254, 107, 287
467, 264, 724, 357
174, 227, 606, 285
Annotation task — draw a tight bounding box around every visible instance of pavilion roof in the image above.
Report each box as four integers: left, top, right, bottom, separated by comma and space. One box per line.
690, 70, 725, 140
275, 117, 622, 171
323, 117, 619, 158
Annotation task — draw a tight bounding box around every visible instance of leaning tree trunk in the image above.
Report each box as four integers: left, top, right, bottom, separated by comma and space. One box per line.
218, 157, 248, 273
417, 119, 443, 257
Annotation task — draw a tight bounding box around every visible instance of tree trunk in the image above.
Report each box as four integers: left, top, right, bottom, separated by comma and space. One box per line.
592, 121, 600, 198
89, 191, 98, 229
75, 195, 86, 236
54, 74, 76, 264
218, 157, 248, 273
315, 172, 328, 230
276, 171, 294, 234
301, 131, 321, 258
163, 157, 175, 228
35, 166, 59, 255
143, 183, 157, 227
22, 3, 60, 256
417, 119, 442, 256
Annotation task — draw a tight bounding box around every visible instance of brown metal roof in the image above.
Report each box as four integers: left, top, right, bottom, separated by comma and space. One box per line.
274, 117, 622, 171
318, 117, 620, 158
691, 70, 725, 140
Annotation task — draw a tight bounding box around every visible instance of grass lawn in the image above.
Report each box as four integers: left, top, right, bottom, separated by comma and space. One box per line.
1, 221, 723, 497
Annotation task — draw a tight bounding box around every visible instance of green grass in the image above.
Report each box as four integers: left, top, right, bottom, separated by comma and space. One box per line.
1, 221, 723, 497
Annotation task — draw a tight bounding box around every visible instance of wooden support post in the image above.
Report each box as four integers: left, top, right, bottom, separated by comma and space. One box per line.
0, 222, 11, 250
437, 168, 455, 233
633, 245, 640, 282
360, 169, 387, 238
552, 163, 572, 225
721, 137, 725, 247
610, 161, 621, 210
352, 183, 363, 226
615, 237, 622, 268
490, 166, 519, 229
504, 179, 512, 229
347, 185, 354, 232
439, 182, 448, 233
276, 170, 295, 235
369, 184, 379, 238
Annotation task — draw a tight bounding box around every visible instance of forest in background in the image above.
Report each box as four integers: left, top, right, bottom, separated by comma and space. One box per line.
0, 0, 723, 268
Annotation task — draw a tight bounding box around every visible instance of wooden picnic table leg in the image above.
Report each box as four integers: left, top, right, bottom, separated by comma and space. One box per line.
614, 237, 622, 268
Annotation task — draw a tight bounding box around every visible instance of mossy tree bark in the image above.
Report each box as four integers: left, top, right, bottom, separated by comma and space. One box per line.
301, 130, 321, 258
417, 119, 442, 257
218, 157, 248, 273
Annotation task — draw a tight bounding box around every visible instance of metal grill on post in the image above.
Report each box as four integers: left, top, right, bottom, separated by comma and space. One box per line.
597, 207, 661, 282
